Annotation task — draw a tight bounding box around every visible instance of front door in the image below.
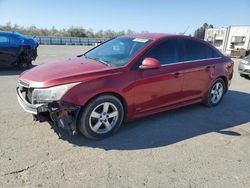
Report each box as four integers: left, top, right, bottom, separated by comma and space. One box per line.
133, 39, 184, 114
0, 35, 20, 67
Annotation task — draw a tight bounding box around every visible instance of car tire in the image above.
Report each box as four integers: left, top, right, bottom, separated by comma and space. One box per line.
18, 61, 30, 70
78, 95, 124, 139
240, 73, 246, 77
204, 78, 225, 107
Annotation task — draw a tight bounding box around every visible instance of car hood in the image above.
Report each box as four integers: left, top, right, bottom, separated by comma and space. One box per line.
19, 57, 114, 88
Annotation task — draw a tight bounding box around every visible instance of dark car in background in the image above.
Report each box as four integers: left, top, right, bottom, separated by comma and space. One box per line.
0, 31, 39, 69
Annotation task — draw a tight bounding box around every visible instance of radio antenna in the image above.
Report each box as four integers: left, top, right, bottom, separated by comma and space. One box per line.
182, 26, 190, 35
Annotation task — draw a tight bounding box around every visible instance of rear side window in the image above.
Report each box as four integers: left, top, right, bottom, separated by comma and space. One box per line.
182, 39, 220, 61
0, 36, 10, 44
145, 39, 178, 65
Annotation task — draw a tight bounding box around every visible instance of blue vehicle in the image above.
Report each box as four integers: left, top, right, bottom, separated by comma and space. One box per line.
0, 31, 39, 69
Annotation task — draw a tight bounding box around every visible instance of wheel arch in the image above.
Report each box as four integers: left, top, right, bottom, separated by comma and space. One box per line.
82, 92, 128, 121
17, 46, 32, 61
216, 75, 228, 93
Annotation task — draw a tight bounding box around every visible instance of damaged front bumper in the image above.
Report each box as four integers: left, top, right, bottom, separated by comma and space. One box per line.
16, 87, 80, 132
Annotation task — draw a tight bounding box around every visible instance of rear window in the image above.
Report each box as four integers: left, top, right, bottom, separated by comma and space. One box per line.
182, 39, 220, 61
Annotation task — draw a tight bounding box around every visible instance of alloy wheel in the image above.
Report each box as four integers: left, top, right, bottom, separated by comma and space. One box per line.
210, 82, 224, 104
89, 102, 119, 134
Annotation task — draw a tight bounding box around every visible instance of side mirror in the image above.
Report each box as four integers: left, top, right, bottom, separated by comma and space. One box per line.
139, 57, 160, 69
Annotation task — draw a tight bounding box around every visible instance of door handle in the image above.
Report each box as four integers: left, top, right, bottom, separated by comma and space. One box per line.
173, 72, 182, 78
205, 65, 215, 71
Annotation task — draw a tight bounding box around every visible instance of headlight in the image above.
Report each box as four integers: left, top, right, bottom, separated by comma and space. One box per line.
241, 59, 250, 65
32, 82, 80, 103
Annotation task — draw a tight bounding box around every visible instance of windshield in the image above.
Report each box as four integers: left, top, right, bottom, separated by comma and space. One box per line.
84, 37, 152, 67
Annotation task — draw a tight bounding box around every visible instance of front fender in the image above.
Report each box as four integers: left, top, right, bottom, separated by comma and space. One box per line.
61, 71, 136, 118
62, 79, 124, 106
61, 71, 134, 105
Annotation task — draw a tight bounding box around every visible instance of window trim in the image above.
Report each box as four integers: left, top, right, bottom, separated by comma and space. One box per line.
160, 56, 222, 67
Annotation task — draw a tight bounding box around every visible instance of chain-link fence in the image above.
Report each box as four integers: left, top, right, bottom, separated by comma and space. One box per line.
35, 36, 109, 45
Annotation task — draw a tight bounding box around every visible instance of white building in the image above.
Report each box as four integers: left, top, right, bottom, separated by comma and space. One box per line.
204, 25, 250, 55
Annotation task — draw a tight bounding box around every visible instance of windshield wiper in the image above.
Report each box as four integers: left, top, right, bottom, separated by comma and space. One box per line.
77, 53, 86, 58
86, 57, 112, 67
97, 59, 112, 67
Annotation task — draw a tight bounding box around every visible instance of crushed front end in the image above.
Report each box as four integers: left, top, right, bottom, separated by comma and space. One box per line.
16, 80, 80, 133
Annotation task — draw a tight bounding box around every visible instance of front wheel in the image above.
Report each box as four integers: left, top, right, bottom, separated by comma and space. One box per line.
78, 95, 124, 139
205, 78, 225, 107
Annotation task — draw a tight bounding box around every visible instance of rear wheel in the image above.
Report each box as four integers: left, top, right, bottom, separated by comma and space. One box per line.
78, 95, 124, 139
205, 78, 225, 107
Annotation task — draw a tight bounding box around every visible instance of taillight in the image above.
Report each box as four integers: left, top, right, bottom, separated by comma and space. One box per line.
226, 60, 234, 80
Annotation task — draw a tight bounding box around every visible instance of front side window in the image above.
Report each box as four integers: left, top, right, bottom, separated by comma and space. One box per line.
182, 39, 220, 61
9, 37, 21, 46
145, 39, 178, 65
84, 37, 152, 67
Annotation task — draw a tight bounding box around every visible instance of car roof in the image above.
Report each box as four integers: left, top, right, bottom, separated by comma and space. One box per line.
125, 33, 223, 56
125, 33, 193, 41
0, 31, 17, 35
0, 31, 27, 38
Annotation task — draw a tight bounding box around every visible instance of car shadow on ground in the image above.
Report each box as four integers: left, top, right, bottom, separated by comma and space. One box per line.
0, 65, 37, 76
51, 90, 250, 150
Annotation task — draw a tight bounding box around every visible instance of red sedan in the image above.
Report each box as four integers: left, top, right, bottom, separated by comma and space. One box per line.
17, 34, 234, 139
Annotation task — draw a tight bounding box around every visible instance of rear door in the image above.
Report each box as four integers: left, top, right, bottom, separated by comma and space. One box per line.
180, 38, 221, 101
9, 36, 22, 62
133, 39, 184, 114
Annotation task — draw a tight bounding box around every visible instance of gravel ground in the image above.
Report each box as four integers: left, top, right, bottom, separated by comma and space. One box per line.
0, 45, 250, 188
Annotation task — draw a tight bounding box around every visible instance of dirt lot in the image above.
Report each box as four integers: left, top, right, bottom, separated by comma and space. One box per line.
0, 45, 250, 188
